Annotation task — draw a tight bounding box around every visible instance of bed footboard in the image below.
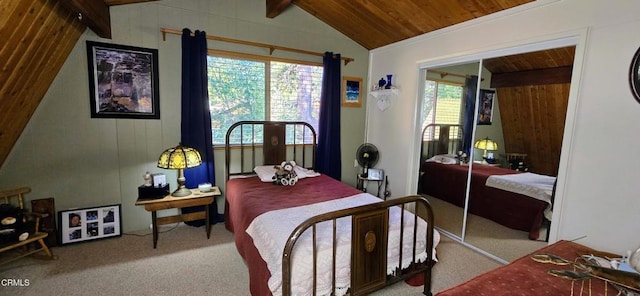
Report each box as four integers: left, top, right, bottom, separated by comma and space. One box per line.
282, 195, 435, 296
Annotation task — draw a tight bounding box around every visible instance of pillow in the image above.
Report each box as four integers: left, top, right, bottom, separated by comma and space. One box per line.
253, 164, 321, 182
426, 154, 458, 165
254, 165, 277, 182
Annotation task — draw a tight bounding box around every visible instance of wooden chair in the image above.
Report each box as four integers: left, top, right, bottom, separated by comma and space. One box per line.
0, 187, 54, 265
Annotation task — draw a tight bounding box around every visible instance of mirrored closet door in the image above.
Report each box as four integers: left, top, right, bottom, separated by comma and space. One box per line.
418, 62, 480, 239
416, 44, 576, 262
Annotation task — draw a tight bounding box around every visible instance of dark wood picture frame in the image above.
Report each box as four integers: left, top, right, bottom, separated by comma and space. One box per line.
86, 41, 160, 119
478, 89, 495, 125
342, 76, 363, 107
31, 198, 57, 247
58, 204, 122, 245
630, 46, 640, 103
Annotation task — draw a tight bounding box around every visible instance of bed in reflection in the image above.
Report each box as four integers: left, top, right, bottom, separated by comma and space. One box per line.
418, 123, 555, 240
419, 160, 553, 240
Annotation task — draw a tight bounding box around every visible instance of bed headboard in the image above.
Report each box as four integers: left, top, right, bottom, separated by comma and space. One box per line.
224, 121, 317, 180
420, 124, 463, 160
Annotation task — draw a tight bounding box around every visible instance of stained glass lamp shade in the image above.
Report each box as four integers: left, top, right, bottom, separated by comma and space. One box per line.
474, 137, 498, 161
157, 143, 202, 197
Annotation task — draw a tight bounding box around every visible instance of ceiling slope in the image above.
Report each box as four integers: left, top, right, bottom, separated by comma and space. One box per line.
0, 0, 85, 168
268, 0, 534, 50
0, 0, 544, 168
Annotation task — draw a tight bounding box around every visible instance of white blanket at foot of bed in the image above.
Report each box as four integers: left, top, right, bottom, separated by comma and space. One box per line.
485, 172, 555, 219
245, 193, 440, 296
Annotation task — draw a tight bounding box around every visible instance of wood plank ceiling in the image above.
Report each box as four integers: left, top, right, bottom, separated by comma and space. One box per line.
268, 0, 535, 50
0, 0, 538, 168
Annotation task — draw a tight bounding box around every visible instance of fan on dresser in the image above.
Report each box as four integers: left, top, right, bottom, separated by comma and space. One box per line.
356, 143, 379, 179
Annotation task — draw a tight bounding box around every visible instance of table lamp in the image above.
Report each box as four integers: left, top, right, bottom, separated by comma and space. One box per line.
474, 137, 498, 163
157, 143, 202, 197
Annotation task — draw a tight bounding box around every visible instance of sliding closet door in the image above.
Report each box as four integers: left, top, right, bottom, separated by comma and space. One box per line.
418, 62, 480, 239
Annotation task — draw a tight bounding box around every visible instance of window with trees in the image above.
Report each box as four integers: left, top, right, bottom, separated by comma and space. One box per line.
207, 56, 323, 145
421, 80, 464, 140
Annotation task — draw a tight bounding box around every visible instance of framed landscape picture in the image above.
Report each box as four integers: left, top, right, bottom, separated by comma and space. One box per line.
58, 204, 122, 245
86, 41, 160, 119
342, 76, 362, 107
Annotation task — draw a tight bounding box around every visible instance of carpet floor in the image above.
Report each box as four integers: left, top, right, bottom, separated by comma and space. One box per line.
0, 221, 506, 295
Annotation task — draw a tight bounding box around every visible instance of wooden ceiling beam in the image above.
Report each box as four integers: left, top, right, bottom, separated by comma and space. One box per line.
59, 0, 111, 38
266, 0, 293, 18
490, 66, 573, 88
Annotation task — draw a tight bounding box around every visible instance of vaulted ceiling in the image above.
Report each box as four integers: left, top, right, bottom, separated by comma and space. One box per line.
0, 0, 549, 167
267, 0, 534, 50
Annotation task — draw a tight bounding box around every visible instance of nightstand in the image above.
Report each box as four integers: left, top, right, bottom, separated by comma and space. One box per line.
135, 187, 221, 248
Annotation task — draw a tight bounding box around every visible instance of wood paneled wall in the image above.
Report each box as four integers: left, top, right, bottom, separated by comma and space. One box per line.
497, 83, 570, 176
0, 0, 84, 168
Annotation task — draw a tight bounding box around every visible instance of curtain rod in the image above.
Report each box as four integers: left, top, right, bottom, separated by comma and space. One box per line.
428, 69, 484, 81
429, 70, 469, 79
160, 28, 354, 65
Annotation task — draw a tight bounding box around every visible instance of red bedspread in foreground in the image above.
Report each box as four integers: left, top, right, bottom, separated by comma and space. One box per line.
225, 174, 362, 295
436, 240, 615, 296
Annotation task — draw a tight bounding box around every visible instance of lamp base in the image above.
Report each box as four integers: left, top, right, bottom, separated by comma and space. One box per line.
171, 187, 192, 197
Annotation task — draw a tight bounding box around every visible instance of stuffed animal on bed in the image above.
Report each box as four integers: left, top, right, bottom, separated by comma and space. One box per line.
272, 160, 299, 186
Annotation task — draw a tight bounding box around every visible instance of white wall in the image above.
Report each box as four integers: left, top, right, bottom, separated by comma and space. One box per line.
0, 0, 369, 232
367, 0, 640, 253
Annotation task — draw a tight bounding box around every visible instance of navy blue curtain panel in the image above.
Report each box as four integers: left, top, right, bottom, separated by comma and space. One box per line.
180, 29, 219, 224
315, 52, 342, 180
462, 75, 478, 155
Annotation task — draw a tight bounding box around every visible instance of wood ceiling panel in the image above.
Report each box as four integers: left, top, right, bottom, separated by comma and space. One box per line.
290, 0, 534, 49
0, 0, 84, 167
484, 46, 576, 73
497, 84, 569, 176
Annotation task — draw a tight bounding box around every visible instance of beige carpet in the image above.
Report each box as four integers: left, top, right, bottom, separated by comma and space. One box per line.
425, 195, 547, 262
0, 222, 503, 296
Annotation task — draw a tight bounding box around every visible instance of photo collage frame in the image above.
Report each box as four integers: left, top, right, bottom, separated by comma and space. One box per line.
58, 204, 122, 245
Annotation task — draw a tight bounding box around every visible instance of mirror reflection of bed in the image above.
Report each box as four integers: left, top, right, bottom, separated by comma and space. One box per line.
417, 45, 575, 262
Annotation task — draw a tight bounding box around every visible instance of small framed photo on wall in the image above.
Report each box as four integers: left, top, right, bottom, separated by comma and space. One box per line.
478, 89, 495, 125
342, 76, 363, 107
58, 204, 122, 245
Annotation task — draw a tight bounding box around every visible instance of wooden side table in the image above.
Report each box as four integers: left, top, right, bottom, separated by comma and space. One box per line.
135, 187, 221, 248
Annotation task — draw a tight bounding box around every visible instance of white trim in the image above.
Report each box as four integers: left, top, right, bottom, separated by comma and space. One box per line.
408, 69, 428, 195
547, 27, 590, 244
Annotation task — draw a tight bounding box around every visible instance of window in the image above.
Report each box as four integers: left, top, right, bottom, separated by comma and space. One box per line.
421, 80, 464, 140
207, 56, 323, 145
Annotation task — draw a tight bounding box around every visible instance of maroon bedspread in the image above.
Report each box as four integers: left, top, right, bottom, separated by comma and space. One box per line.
436, 240, 614, 295
420, 162, 548, 239
225, 174, 362, 296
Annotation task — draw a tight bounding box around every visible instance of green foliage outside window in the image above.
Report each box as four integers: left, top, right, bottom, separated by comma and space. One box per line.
207, 57, 322, 145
